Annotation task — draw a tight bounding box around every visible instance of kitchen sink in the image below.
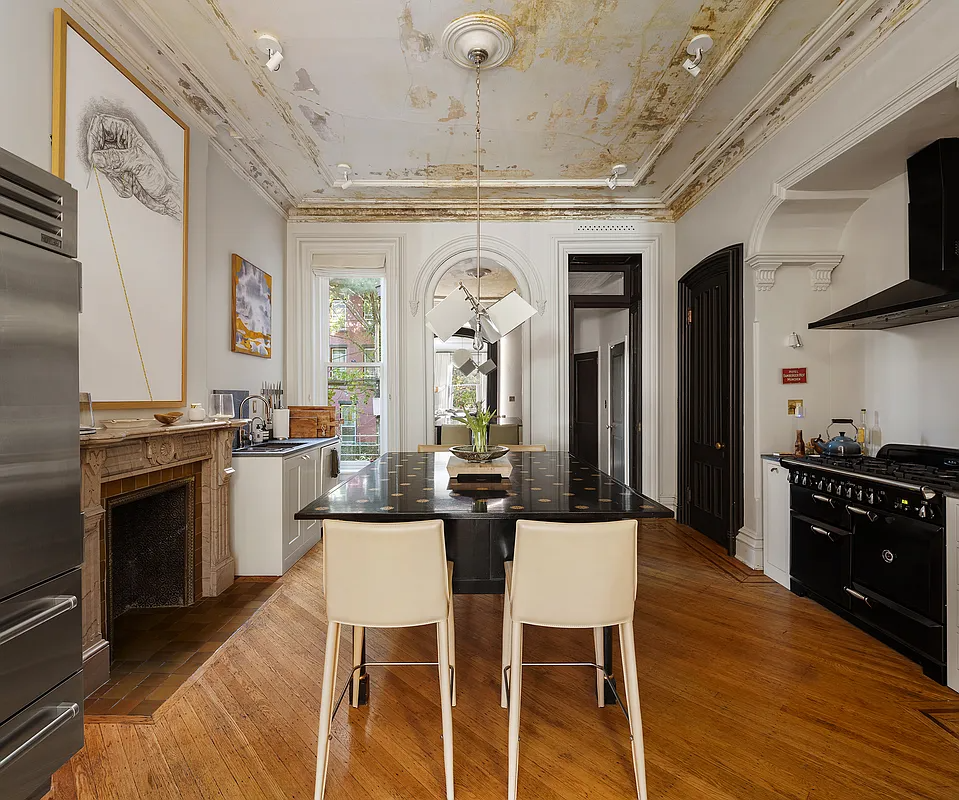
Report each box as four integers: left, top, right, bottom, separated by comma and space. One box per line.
234, 441, 309, 453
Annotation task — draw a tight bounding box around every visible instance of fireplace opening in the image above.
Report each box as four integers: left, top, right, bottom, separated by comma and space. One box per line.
105, 477, 196, 646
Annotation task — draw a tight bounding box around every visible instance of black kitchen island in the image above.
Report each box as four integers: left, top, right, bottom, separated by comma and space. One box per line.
295, 450, 672, 705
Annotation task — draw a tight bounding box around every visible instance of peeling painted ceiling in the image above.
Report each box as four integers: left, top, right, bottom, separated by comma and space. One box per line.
78, 0, 925, 217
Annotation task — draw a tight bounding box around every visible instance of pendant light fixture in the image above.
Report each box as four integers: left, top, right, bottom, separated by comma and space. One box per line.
426, 14, 537, 377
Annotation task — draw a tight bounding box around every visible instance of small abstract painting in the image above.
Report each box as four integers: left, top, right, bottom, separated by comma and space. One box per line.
232, 255, 272, 358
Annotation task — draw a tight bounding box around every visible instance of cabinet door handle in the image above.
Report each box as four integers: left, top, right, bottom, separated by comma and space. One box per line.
810, 526, 835, 541
0, 596, 77, 647
770, 467, 779, 473
847, 506, 878, 522
844, 586, 872, 607
813, 494, 835, 507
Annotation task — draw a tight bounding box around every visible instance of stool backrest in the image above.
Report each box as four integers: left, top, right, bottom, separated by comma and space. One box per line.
489, 424, 520, 445
322, 520, 449, 627
509, 519, 638, 628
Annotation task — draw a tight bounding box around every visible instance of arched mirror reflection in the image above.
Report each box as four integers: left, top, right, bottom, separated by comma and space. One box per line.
432, 257, 524, 444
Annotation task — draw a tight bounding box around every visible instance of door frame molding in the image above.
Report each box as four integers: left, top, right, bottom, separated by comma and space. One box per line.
557, 237, 659, 500
677, 244, 744, 555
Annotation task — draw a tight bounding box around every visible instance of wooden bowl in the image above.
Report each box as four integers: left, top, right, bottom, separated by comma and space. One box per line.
154, 412, 183, 426
449, 445, 510, 463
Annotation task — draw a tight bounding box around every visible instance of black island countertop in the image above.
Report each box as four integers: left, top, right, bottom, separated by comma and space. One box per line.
295, 450, 672, 522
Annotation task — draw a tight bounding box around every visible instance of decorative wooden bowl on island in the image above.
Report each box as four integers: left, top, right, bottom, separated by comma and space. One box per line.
154, 412, 183, 426
448, 445, 510, 463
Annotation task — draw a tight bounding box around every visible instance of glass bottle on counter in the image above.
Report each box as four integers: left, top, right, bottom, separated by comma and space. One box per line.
858, 409, 868, 455
869, 411, 882, 456
794, 429, 806, 457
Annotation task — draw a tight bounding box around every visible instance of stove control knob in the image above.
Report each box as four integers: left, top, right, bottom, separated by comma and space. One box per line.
866, 488, 875, 505
845, 485, 854, 499
801, 474, 809, 487
826, 481, 835, 494
919, 503, 933, 520
856, 486, 864, 502
920, 486, 936, 501
817, 478, 825, 491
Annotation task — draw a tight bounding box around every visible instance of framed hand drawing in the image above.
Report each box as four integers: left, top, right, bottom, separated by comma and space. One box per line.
232, 255, 272, 358
53, 9, 189, 408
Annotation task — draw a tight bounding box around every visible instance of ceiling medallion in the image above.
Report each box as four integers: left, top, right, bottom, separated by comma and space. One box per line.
441, 14, 515, 70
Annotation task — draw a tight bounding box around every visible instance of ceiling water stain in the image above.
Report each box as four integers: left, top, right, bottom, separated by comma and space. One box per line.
177, 78, 217, 117
503, 0, 619, 71
299, 105, 336, 142
293, 68, 318, 92
408, 85, 438, 109
527, 111, 538, 121
439, 97, 467, 123
398, 2, 434, 63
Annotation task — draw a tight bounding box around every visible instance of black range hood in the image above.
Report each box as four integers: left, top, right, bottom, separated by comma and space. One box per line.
810, 138, 959, 330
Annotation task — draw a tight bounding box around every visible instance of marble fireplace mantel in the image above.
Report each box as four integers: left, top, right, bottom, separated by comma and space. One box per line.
79, 420, 247, 693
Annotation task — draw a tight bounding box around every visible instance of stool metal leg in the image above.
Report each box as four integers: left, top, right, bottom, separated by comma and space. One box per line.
436, 619, 455, 800
618, 622, 648, 800
506, 621, 524, 800
447, 566, 457, 707
314, 622, 341, 800
351, 626, 365, 708
592, 627, 606, 708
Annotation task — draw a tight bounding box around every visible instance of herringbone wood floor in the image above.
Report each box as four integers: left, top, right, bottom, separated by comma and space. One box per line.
47, 521, 959, 799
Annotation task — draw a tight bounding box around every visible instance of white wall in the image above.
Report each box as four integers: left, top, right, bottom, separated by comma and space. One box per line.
0, 1, 284, 416
496, 327, 523, 420
573, 307, 629, 472
676, 0, 959, 539
204, 151, 285, 401
288, 220, 677, 504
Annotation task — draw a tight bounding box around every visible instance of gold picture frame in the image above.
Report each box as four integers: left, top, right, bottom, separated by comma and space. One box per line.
231, 254, 273, 359
53, 8, 189, 409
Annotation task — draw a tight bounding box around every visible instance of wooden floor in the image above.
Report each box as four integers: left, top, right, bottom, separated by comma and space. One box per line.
48, 520, 959, 800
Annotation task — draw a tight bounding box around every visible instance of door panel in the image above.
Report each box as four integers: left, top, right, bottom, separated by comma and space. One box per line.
283, 458, 302, 551
571, 352, 599, 467
687, 269, 730, 545
678, 245, 743, 551
0, 237, 81, 599
298, 450, 319, 545
610, 342, 626, 483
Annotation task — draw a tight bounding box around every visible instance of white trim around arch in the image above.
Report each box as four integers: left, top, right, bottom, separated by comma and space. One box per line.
554, 234, 663, 502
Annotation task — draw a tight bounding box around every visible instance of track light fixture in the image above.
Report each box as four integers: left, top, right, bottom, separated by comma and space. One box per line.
257, 34, 284, 72
683, 34, 713, 77
606, 163, 628, 190
337, 163, 353, 189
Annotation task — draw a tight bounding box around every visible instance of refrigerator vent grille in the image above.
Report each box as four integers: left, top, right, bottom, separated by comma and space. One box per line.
0, 165, 65, 247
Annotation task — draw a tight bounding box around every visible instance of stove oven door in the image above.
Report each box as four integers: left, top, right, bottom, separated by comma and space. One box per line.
790, 514, 851, 609
848, 508, 944, 623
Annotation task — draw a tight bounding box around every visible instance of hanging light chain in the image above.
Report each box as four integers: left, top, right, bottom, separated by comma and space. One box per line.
474, 57, 482, 318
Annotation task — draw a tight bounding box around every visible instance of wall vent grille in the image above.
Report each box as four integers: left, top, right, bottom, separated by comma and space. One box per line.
576, 223, 636, 233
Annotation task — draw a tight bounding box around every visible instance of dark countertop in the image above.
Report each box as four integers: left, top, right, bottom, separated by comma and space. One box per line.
295, 451, 673, 521
232, 437, 338, 458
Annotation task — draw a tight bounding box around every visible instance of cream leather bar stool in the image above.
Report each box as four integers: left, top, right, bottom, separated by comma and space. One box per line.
501, 519, 647, 800
315, 520, 456, 800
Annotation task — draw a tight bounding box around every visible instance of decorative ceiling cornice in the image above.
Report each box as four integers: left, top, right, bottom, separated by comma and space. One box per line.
290, 199, 673, 223
664, 0, 931, 218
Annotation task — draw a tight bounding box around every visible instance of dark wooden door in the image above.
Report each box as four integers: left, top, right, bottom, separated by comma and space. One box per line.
571, 352, 599, 467
678, 245, 743, 552
609, 342, 626, 483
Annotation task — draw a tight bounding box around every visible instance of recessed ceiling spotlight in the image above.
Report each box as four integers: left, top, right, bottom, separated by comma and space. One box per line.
337, 163, 353, 189
683, 34, 713, 77
606, 163, 628, 190
257, 33, 284, 72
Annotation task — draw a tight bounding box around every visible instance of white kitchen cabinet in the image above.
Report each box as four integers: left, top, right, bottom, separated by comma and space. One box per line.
232, 441, 336, 576
762, 458, 791, 588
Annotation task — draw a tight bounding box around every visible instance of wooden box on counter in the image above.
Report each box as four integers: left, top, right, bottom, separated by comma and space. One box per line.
289, 406, 340, 438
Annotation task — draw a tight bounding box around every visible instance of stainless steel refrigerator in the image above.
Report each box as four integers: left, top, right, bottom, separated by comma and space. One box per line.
0, 147, 84, 800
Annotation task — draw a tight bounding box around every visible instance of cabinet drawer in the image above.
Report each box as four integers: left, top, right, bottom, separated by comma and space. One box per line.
0, 570, 81, 725
791, 486, 849, 530
790, 515, 851, 609
848, 584, 945, 663
0, 671, 83, 800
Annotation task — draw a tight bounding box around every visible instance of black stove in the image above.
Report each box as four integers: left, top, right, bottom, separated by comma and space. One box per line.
781, 443, 954, 685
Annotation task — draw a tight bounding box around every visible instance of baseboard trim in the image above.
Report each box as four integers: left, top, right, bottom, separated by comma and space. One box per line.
83, 638, 110, 696
735, 526, 763, 570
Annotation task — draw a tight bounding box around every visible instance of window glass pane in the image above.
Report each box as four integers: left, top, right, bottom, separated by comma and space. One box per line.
328, 278, 382, 362
568, 271, 625, 296
328, 365, 381, 463
330, 346, 347, 363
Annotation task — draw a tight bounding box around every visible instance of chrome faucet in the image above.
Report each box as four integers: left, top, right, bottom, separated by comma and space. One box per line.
238, 394, 271, 447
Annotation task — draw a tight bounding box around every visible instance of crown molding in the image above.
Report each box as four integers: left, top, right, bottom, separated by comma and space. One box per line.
290, 198, 673, 223
747, 252, 843, 291
75, 0, 295, 215
664, 0, 931, 218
